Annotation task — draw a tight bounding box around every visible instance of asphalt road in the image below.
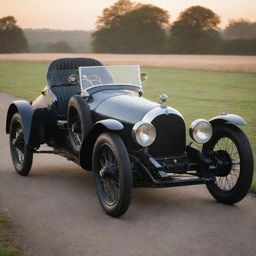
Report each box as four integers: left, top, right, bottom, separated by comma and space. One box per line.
0, 93, 256, 256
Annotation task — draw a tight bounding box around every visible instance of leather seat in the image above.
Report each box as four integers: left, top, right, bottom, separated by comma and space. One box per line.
46, 58, 102, 119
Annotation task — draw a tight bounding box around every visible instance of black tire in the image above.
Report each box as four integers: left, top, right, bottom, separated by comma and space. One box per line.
202, 123, 253, 204
9, 113, 33, 176
67, 96, 92, 154
92, 133, 132, 217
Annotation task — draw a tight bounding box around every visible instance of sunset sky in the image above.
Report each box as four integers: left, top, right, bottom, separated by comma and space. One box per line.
0, 0, 255, 30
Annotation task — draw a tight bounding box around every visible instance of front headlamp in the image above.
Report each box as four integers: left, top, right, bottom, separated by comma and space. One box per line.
132, 121, 156, 147
189, 119, 212, 144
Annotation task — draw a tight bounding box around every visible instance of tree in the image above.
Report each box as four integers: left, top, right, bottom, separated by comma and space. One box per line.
169, 6, 221, 54
0, 16, 28, 53
96, 0, 135, 29
92, 1, 169, 53
222, 38, 256, 55
223, 19, 256, 39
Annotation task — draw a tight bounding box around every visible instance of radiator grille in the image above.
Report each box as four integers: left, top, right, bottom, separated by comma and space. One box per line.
149, 114, 186, 157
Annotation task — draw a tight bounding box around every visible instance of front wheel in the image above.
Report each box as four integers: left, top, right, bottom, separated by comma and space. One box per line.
9, 113, 33, 176
92, 133, 132, 217
203, 123, 253, 204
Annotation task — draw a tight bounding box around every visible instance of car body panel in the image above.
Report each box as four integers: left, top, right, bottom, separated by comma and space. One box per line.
93, 91, 158, 124
32, 86, 56, 110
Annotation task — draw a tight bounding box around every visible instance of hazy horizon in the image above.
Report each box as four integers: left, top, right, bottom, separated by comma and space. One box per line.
0, 0, 255, 31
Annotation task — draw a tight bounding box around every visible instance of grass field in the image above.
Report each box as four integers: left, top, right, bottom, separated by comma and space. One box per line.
0, 217, 21, 256
0, 61, 255, 190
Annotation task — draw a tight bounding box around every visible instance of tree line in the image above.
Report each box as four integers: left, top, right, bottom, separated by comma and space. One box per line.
1, 0, 256, 55
92, 0, 256, 55
24, 29, 92, 53
0, 17, 77, 53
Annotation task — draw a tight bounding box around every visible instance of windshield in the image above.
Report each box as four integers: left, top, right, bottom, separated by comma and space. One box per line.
79, 65, 141, 91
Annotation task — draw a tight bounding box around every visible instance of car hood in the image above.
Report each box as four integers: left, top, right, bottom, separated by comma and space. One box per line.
89, 90, 158, 124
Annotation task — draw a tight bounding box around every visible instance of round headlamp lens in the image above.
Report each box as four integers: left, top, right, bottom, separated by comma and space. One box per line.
190, 119, 212, 144
133, 121, 156, 147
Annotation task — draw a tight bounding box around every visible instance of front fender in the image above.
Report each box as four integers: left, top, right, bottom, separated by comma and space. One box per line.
79, 119, 124, 171
93, 119, 124, 131
6, 101, 33, 145
209, 113, 247, 127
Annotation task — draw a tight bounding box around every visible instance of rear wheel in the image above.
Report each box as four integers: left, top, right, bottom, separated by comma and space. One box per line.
203, 124, 253, 204
9, 113, 33, 176
68, 106, 83, 153
67, 96, 92, 154
92, 133, 132, 217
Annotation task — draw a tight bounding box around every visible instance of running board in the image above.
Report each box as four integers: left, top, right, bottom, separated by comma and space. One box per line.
138, 178, 211, 188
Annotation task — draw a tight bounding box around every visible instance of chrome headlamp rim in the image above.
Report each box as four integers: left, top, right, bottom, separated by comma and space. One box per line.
132, 121, 156, 147
189, 119, 212, 144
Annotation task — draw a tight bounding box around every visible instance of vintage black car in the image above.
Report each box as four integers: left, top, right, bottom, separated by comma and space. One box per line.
6, 58, 254, 217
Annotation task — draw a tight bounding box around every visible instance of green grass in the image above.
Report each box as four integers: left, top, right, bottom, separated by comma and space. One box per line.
0, 62, 48, 100
0, 217, 21, 256
0, 61, 255, 186
251, 180, 256, 193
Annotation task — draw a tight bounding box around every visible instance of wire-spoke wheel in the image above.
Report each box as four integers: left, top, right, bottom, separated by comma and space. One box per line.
213, 138, 240, 191
93, 133, 132, 217
97, 144, 120, 205
203, 124, 253, 204
69, 109, 82, 149
9, 113, 33, 176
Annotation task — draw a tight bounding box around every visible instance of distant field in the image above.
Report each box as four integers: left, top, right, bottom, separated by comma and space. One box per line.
0, 53, 256, 73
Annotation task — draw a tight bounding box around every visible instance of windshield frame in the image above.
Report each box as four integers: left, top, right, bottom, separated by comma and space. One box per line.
78, 65, 142, 93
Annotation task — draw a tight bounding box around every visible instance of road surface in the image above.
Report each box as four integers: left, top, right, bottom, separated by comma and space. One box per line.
0, 93, 255, 256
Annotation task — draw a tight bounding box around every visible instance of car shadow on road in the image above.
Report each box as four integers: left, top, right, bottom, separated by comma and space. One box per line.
23, 163, 242, 218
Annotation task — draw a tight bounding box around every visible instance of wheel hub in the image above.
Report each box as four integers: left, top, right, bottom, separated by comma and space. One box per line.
99, 164, 117, 179
71, 122, 81, 133
214, 150, 232, 176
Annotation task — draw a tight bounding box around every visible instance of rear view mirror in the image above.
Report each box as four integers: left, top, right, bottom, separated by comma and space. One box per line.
140, 72, 148, 83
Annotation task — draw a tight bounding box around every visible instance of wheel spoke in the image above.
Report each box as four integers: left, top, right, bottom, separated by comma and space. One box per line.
10, 120, 25, 166
96, 144, 120, 205
71, 112, 82, 147
213, 137, 240, 191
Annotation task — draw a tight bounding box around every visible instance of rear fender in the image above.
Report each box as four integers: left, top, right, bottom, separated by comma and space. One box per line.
6, 101, 33, 144
209, 113, 247, 127
6, 101, 44, 148
79, 119, 124, 171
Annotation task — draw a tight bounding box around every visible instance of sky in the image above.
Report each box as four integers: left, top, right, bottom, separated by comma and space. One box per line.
0, 0, 255, 30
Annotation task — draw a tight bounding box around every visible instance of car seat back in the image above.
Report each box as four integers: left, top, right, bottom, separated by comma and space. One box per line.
46, 58, 102, 119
